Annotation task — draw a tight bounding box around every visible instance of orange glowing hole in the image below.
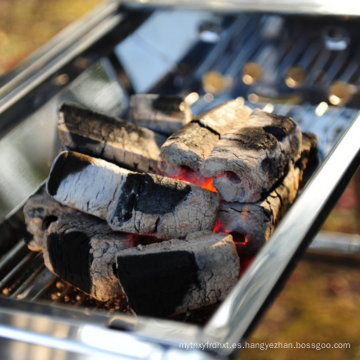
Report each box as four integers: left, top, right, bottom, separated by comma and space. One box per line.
171, 167, 217, 192
213, 219, 222, 233
231, 231, 248, 246
213, 223, 249, 246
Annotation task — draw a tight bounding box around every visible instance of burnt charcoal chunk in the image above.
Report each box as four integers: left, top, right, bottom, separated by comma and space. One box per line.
48, 151, 220, 239
42, 214, 133, 301
201, 109, 302, 202
59, 103, 144, 137
25, 197, 133, 301
42, 215, 58, 230
215, 135, 315, 255
67, 133, 103, 150
47, 151, 92, 196
26, 207, 45, 219
117, 251, 199, 317
263, 113, 297, 140
116, 231, 240, 316
23, 186, 78, 251
223, 127, 278, 151
136, 176, 191, 214
128, 94, 191, 135
263, 125, 287, 141
47, 231, 92, 294
160, 100, 252, 175
297, 131, 318, 172
59, 102, 166, 174
24, 188, 133, 301
216, 164, 301, 255
115, 174, 191, 226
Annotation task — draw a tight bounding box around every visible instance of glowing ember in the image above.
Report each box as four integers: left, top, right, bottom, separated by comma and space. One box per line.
131, 234, 160, 247
213, 221, 249, 247
213, 219, 222, 233
239, 255, 255, 277
170, 167, 217, 192
231, 232, 249, 246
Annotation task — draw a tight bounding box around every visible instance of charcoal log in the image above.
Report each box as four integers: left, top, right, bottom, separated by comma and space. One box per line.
24, 189, 133, 301
128, 94, 192, 135
42, 213, 132, 301
58, 103, 167, 174
215, 134, 317, 255
160, 100, 252, 175
46, 151, 220, 239
216, 163, 300, 255
201, 109, 302, 202
23, 187, 78, 251
116, 231, 240, 317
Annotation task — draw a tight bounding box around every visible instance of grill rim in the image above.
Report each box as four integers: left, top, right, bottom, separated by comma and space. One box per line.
0, 5, 360, 360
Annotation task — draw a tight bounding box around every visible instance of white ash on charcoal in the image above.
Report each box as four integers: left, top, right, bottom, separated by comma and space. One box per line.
115, 231, 240, 317
42, 214, 132, 301
58, 103, 167, 174
23, 187, 78, 251
216, 163, 300, 255
215, 134, 317, 255
128, 94, 192, 135
201, 109, 302, 203
23, 189, 133, 301
46, 151, 220, 239
160, 99, 252, 176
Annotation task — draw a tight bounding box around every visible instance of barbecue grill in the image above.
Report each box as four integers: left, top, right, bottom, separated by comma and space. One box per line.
1, 1, 360, 358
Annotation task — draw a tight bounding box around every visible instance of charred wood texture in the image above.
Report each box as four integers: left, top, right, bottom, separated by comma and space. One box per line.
216, 164, 300, 255
47, 151, 220, 239
215, 134, 317, 255
201, 109, 302, 202
24, 189, 133, 301
297, 131, 318, 174
128, 94, 192, 135
23, 187, 77, 251
43, 214, 132, 301
160, 100, 252, 175
116, 231, 239, 317
58, 103, 167, 174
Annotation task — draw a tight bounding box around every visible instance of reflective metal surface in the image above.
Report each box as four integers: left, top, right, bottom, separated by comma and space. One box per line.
124, 0, 360, 16
0, 297, 218, 360
0, 297, 163, 360
307, 231, 360, 262
204, 111, 360, 355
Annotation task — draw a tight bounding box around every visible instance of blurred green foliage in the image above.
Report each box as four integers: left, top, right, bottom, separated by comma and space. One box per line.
0, 0, 102, 74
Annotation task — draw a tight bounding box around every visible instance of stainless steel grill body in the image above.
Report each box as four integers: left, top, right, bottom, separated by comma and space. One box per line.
0, 2, 359, 359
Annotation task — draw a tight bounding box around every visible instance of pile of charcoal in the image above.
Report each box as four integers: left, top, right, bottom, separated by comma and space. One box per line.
24, 94, 316, 318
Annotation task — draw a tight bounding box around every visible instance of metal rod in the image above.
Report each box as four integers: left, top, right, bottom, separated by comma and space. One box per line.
0, 252, 37, 291
10, 261, 45, 299
0, 1, 120, 95
0, 240, 28, 273
0, 12, 124, 115
26, 269, 57, 302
